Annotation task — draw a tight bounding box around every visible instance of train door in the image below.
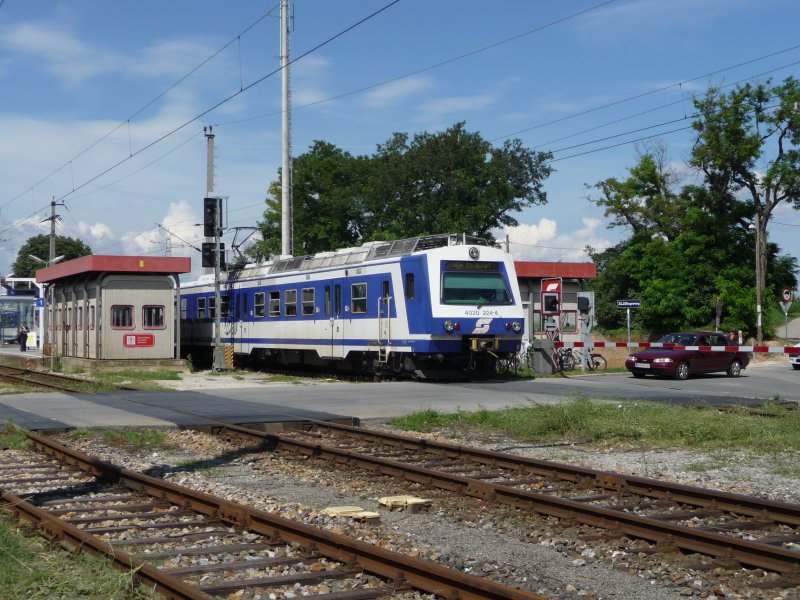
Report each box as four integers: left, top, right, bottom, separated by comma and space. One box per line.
378, 279, 392, 344
238, 290, 250, 356
321, 282, 345, 358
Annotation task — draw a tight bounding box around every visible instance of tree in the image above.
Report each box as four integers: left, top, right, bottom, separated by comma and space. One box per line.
255, 141, 369, 257
256, 122, 553, 255
12, 235, 92, 278
587, 148, 796, 338
691, 76, 800, 341
362, 122, 552, 242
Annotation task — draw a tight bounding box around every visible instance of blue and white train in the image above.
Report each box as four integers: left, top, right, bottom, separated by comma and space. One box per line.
180, 233, 524, 378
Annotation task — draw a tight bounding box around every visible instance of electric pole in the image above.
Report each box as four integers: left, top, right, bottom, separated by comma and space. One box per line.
280, 0, 293, 257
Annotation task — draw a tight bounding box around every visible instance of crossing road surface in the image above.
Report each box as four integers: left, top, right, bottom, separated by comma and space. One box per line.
0, 358, 796, 430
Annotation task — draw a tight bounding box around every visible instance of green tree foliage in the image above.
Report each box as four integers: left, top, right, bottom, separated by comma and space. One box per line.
256, 122, 552, 255
691, 77, 800, 340
589, 150, 797, 338
11, 234, 92, 278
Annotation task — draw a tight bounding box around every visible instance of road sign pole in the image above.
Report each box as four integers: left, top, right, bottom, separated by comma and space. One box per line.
627, 308, 631, 345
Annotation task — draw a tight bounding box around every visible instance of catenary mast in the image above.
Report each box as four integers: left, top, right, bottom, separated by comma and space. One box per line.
280, 0, 293, 257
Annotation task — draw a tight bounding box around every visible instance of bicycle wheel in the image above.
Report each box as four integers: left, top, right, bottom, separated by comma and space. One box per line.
562, 352, 576, 371
589, 353, 607, 371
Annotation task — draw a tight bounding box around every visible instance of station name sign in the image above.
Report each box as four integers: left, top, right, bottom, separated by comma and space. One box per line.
617, 299, 641, 309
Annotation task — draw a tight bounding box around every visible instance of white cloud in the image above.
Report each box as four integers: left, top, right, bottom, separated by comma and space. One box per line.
500, 217, 612, 262
0, 21, 120, 84
418, 93, 495, 120
361, 75, 435, 108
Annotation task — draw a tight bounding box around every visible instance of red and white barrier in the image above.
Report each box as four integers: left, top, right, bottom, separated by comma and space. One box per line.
551, 341, 800, 354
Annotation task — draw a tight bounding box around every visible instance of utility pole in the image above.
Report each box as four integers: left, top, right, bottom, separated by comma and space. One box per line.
754, 210, 764, 345
280, 0, 293, 257
204, 127, 215, 275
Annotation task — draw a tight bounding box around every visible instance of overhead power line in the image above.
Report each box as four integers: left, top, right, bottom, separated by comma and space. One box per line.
3, 7, 277, 211
52, 0, 401, 205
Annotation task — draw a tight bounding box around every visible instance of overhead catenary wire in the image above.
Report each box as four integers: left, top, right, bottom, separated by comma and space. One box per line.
2, 7, 278, 212
50, 0, 401, 205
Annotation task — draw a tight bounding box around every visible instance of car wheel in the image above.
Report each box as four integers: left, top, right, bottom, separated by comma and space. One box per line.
674, 362, 690, 380
632, 372, 646, 378
727, 359, 742, 377
793, 364, 800, 370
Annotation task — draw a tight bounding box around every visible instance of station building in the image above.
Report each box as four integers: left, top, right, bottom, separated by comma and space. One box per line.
35, 256, 190, 364
514, 261, 598, 340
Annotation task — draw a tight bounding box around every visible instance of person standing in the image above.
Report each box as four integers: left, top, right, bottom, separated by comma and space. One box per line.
18, 323, 28, 352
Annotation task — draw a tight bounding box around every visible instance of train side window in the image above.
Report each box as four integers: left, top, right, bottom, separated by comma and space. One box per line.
180, 298, 187, 320
335, 285, 341, 316
302, 288, 315, 316
324, 286, 331, 316
242, 294, 248, 319
197, 297, 206, 319
208, 296, 216, 318
255, 292, 265, 317
351, 283, 367, 314
220, 296, 230, 318
285, 290, 297, 317
111, 305, 134, 329
269, 291, 280, 317
404, 273, 414, 300
143, 305, 165, 329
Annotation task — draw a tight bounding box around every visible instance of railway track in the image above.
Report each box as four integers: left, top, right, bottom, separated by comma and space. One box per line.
0, 365, 96, 392
0, 430, 546, 600
201, 419, 800, 587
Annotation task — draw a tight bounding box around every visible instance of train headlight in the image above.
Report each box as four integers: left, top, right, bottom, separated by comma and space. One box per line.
511, 321, 522, 332
444, 320, 455, 332
468, 246, 480, 260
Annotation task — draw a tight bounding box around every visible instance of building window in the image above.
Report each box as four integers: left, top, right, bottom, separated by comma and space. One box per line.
111, 305, 134, 329
90, 305, 95, 329
77, 307, 83, 330
143, 305, 165, 329
269, 291, 280, 317
285, 289, 297, 317
180, 298, 187, 320
254, 292, 265, 317
197, 297, 206, 319
302, 288, 315, 316
352, 283, 367, 314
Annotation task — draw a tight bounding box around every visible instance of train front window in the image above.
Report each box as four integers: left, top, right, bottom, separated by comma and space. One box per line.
441, 271, 511, 306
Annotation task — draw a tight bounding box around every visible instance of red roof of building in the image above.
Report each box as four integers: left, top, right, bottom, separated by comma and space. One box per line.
514, 261, 596, 279
36, 255, 191, 283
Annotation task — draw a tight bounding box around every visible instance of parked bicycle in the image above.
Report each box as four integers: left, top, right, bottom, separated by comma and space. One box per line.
558, 347, 607, 372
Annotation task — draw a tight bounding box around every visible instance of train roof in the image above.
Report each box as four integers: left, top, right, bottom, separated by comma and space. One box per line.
266, 233, 490, 274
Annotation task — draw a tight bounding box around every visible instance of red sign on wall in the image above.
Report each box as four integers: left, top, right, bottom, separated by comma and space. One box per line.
123, 334, 155, 348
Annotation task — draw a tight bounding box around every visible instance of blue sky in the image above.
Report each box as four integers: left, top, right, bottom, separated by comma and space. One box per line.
1, 0, 799, 281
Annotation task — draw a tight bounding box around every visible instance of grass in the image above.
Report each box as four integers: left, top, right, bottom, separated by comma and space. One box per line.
69, 427, 168, 450
391, 396, 800, 454
0, 421, 29, 450
89, 369, 182, 391
0, 514, 157, 599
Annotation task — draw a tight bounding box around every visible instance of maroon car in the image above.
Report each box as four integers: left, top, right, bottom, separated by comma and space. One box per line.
625, 332, 749, 380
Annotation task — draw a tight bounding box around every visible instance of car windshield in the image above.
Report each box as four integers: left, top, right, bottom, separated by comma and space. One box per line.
659, 333, 698, 346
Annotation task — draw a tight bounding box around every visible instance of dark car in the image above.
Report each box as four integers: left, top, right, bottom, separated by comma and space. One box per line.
625, 332, 749, 380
